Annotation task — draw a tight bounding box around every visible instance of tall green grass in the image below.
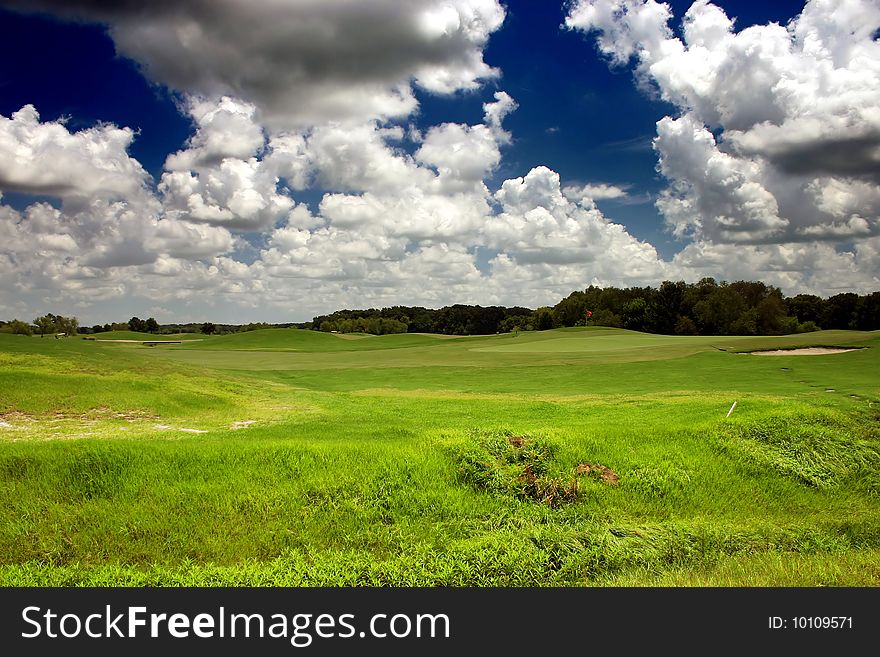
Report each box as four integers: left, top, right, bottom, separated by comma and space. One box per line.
0, 329, 878, 585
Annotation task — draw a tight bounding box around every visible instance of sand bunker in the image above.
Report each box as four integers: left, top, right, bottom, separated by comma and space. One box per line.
748, 347, 861, 356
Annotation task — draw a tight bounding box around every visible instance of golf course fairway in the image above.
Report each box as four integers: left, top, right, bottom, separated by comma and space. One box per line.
1, 326, 878, 586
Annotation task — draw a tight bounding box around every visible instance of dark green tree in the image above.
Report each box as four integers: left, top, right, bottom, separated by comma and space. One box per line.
755, 294, 788, 334
33, 314, 56, 337
590, 308, 621, 328
621, 298, 651, 332
693, 285, 747, 335
674, 315, 699, 335
552, 291, 589, 327
854, 292, 880, 331
785, 294, 824, 325
55, 315, 78, 336
533, 307, 555, 331
821, 293, 859, 329
654, 281, 686, 334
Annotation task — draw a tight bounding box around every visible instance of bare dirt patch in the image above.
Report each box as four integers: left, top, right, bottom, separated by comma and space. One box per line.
153, 424, 208, 434
83, 407, 157, 421
748, 347, 863, 356
1, 409, 156, 441
576, 463, 620, 485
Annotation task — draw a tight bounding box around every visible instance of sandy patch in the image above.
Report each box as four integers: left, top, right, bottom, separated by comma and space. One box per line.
748, 347, 862, 356
153, 424, 208, 433
231, 420, 256, 430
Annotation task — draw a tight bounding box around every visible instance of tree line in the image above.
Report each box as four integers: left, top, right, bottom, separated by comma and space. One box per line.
2, 279, 879, 338
0, 314, 284, 337
1, 313, 79, 337
543, 280, 879, 335
312, 305, 533, 336
308, 279, 879, 336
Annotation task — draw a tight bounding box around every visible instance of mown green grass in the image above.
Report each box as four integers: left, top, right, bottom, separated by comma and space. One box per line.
173, 327, 464, 352
0, 328, 878, 586
85, 330, 207, 341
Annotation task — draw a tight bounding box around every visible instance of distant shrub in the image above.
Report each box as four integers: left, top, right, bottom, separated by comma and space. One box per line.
5, 319, 33, 336
797, 321, 820, 333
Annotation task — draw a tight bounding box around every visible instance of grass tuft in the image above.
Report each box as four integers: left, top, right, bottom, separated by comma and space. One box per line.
451, 429, 619, 507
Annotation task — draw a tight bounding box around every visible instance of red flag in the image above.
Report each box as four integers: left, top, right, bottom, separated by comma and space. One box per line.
586, 310, 593, 318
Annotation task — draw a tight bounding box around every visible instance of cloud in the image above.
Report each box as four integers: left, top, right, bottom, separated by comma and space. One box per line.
2, 0, 506, 128
482, 91, 518, 144
486, 166, 671, 279
0, 104, 240, 289
149, 218, 236, 260
8, 1, 681, 320
159, 97, 293, 231
302, 122, 432, 195
0, 203, 77, 255
159, 158, 294, 231
416, 123, 502, 192
262, 225, 407, 281
673, 239, 880, 297
0, 105, 150, 200
567, 0, 880, 250
165, 96, 265, 170
563, 182, 630, 203
292, 96, 519, 240
738, 129, 880, 182
653, 113, 787, 242
4, 1, 879, 324
565, 0, 673, 67
0, 89, 533, 319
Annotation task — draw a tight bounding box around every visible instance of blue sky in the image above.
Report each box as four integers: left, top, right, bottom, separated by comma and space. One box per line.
0, 1, 877, 324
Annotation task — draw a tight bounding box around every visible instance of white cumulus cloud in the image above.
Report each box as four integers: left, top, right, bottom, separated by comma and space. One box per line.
567, 0, 880, 288
0, 105, 151, 200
